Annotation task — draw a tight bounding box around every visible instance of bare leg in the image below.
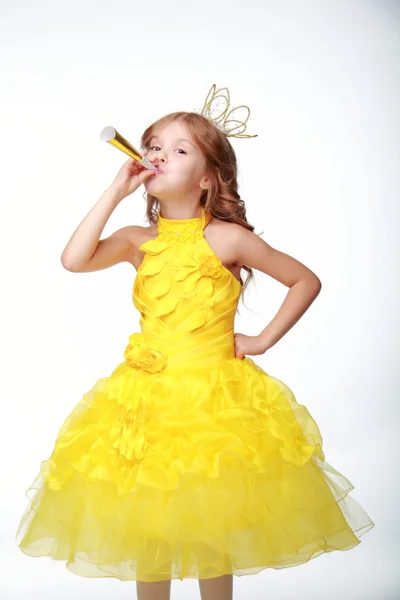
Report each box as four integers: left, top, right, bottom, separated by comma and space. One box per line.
198, 574, 233, 600
136, 579, 171, 600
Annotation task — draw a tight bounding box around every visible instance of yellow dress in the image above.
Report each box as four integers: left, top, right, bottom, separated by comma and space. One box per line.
16, 207, 375, 582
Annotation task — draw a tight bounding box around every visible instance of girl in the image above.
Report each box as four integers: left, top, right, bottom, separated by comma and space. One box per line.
16, 100, 375, 600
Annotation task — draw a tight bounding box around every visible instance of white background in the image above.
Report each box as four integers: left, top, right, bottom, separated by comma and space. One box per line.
1, 0, 399, 598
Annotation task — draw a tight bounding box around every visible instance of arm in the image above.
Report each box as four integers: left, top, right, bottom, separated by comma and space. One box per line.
231, 225, 322, 352
60, 159, 156, 273
61, 187, 137, 273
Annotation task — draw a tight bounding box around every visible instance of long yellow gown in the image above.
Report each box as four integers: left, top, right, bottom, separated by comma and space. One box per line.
16, 207, 375, 582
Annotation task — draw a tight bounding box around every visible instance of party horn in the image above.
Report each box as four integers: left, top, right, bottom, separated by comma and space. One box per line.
100, 126, 156, 171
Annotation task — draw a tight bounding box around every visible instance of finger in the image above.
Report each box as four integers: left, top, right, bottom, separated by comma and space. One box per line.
139, 169, 156, 181
129, 163, 145, 176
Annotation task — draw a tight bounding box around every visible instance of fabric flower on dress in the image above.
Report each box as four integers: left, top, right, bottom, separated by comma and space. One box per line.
172, 251, 223, 303
198, 254, 223, 278
124, 333, 167, 374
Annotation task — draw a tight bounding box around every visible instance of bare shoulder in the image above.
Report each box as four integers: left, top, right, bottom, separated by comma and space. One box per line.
205, 217, 248, 266
207, 216, 248, 238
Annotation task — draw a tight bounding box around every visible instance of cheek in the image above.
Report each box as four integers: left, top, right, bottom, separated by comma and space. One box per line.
171, 166, 193, 179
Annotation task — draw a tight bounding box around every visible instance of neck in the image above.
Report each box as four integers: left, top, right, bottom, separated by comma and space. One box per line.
158, 204, 203, 221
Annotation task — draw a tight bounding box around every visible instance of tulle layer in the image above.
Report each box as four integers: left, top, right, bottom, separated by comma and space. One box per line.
16, 357, 375, 581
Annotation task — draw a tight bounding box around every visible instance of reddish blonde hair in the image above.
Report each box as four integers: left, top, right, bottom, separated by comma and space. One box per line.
140, 111, 260, 299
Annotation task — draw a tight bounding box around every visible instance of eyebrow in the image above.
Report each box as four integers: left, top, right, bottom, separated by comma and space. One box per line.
150, 136, 196, 148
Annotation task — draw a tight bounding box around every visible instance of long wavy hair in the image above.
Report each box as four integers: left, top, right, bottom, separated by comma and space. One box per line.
140, 111, 261, 301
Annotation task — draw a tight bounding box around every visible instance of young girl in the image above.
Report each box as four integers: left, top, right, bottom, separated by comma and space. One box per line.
16, 90, 375, 600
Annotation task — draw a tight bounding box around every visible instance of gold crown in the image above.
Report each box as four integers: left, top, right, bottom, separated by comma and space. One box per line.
195, 83, 258, 139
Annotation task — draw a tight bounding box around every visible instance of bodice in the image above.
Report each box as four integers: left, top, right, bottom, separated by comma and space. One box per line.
130, 207, 242, 372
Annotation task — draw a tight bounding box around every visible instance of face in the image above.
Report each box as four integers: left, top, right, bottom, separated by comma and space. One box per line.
142, 121, 210, 203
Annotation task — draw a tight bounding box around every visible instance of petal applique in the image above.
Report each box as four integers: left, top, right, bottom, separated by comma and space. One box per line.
199, 277, 214, 299
184, 307, 208, 332
175, 266, 198, 281
139, 238, 169, 255
183, 272, 202, 293
154, 295, 179, 317
150, 279, 172, 298
173, 254, 198, 268
140, 259, 166, 276
172, 254, 198, 281
180, 289, 197, 300
206, 294, 216, 307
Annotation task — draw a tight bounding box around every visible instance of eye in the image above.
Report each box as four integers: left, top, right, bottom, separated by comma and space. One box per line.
149, 146, 186, 154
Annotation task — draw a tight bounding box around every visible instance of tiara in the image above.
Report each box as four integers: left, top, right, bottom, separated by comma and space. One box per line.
194, 83, 258, 139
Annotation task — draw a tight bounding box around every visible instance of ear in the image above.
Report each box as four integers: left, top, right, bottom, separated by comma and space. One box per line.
199, 173, 211, 190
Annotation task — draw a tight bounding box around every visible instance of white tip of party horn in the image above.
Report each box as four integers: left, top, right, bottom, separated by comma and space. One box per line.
139, 156, 157, 170
100, 126, 116, 142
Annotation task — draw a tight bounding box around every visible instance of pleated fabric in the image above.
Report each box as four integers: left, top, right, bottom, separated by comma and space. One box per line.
16, 207, 374, 581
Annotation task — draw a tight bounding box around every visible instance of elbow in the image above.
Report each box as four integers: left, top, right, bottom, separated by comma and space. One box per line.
314, 277, 322, 290
61, 254, 79, 272
300, 276, 321, 297
311, 277, 322, 297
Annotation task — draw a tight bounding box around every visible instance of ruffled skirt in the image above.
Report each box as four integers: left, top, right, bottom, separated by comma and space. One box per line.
16, 357, 374, 581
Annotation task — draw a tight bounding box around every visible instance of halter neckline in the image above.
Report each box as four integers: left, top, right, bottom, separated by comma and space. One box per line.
157, 206, 211, 232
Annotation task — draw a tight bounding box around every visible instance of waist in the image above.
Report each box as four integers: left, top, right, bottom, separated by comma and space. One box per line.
124, 321, 236, 372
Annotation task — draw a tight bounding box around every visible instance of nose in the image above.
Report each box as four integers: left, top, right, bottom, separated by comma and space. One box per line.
149, 148, 166, 167
150, 158, 165, 172
154, 155, 166, 166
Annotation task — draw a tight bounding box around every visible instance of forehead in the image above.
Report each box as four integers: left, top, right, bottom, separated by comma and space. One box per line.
150, 122, 196, 146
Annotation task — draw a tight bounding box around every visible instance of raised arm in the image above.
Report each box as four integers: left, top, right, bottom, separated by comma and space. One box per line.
60, 158, 156, 273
